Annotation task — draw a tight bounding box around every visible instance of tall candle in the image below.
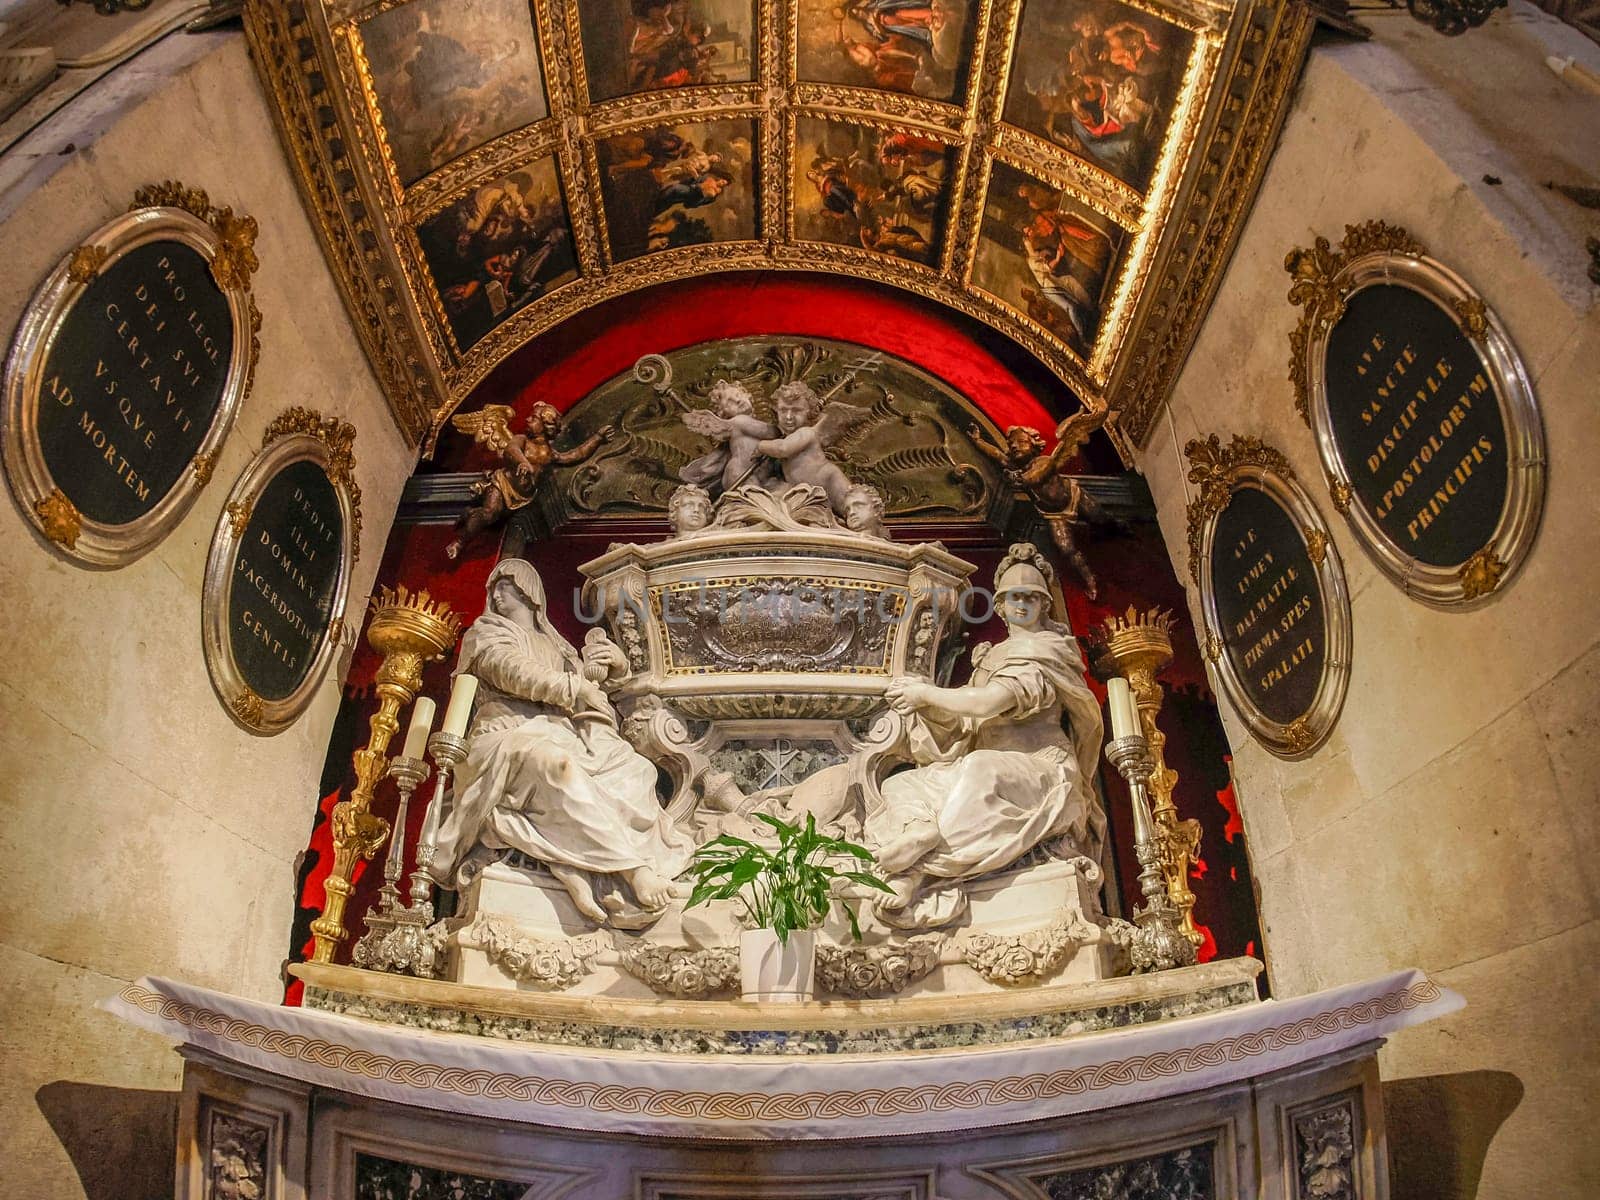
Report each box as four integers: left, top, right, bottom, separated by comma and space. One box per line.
1120, 682, 1143, 741
441, 673, 479, 737
400, 696, 435, 761
1106, 677, 1136, 740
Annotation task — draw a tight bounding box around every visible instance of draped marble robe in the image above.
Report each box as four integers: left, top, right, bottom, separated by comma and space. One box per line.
866, 624, 1107, 926
429, 561, 693, 927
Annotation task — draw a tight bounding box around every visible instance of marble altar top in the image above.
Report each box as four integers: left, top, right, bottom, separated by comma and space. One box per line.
104, 967, 1459, 1140
295, 957, 1262, 1055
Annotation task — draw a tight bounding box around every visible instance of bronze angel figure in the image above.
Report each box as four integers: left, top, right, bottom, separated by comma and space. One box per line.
446, 402, 615, 560
968, 407, 1122, 599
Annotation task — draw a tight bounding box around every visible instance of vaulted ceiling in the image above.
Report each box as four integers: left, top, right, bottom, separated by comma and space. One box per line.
244, 0, 1314, 459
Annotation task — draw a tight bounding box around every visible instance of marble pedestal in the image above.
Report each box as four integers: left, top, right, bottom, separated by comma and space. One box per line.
447, 854, 1119, 999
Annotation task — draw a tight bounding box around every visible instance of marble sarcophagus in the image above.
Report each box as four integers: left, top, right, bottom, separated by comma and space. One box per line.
579, 526, 975, 721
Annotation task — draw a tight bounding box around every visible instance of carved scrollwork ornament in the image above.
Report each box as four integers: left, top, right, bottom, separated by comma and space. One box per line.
1186, 434, 1351, 759
2, 184, 258, 567
1286, 221, 1545, 609
201, 410, 360, 735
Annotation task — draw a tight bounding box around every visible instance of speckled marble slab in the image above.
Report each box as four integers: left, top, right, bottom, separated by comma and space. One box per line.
297, 959, 1262, 1056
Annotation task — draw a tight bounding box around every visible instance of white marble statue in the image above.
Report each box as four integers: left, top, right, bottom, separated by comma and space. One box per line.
867, 543, 1106, 926
755, 381, 873, 514
428, 559, 693, 927
842, 483, 889, 540
679, 380, 778, 494
666, 482, 714, 538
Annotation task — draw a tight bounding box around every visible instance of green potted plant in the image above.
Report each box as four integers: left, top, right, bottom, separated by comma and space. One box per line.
684, 812, 893, 1002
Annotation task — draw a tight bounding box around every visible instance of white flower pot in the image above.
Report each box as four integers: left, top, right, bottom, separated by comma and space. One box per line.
739, 929, 816, 1003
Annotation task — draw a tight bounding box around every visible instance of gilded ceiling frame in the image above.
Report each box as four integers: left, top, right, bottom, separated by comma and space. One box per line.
243, 0, 1315, 460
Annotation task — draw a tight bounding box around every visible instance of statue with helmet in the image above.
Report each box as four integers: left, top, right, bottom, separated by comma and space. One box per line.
864, 543, 1107, 927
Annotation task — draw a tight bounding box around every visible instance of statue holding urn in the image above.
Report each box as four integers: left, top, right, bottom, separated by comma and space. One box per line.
426, 559, 693, 927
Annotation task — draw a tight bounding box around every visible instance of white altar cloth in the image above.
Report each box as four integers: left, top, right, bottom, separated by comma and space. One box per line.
104, 970, 1458, 1140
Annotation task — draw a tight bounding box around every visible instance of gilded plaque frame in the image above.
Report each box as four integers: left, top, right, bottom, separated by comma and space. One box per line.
1287, 225, 1546, 609
1186, 436, 1351, 761
2, 197, 258, 568
202, 411, 360, 736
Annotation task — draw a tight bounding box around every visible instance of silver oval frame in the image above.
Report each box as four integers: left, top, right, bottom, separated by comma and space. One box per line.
2, 200, 258, 568
1193, 451, 1352, 760
1301, 247, 1545, 609
202, 424, 357, 736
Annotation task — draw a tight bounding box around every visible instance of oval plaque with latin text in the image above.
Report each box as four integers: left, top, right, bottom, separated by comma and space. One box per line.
203, 410, 361, 735
228, 460, 343, 702
3, 189, 259, 567
1186, 434, 1350, 759
1209, 485, 1326, 729
1288, 224, 1544, 607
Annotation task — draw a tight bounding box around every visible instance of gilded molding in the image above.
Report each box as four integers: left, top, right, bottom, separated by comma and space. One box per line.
191, 452, 217, 487
131, 180, 261, 291
1182, 433, 1293, 584
1452, 295, 1490, 343
1283, 220, 1428, 422
67, 244, 107, 283
245, 298, 262, 395
1328, 478, 1352, 514
262, 406, 364, 559
230, 688, 267, 728
1458, 546, 1506, 600
1282, 718, 1314, 755
225, 500, 252, 538
1303, 526, 1328, 567
33, 489, 81, 549
242, 1, 439, 446
1116, 0, 1315, 446
249, 0, 1312, 460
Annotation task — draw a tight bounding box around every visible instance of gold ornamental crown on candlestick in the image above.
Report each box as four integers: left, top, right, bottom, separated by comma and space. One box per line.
309, 583, 462, 965
366, 584, 462, 660
1088, 606, 1176, 679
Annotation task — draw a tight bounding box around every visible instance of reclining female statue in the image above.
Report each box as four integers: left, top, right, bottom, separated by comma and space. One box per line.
427, 559, 693, 928
867, 543, 1106, 926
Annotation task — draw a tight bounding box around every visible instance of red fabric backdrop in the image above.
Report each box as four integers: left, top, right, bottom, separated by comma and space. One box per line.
427, 272, 1121, 475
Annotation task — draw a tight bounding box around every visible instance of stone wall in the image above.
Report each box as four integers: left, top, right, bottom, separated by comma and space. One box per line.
1139, 10, 1599, 1197
0, 32, 413, 1198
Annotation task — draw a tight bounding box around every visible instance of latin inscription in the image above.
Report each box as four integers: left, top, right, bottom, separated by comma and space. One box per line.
1211, 486, 1327, 728
1324, 284, 1508, 568
36, 240, 233, 526
227, 460, 341, 702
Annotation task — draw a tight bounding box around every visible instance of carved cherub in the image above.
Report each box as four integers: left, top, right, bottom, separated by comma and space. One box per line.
679, 379, 777, 495
755, 380, 873, 514
446, 401, 615, 560
666, 482, 714, 538
968, 408, 1121, 599
842, 483, 889, 540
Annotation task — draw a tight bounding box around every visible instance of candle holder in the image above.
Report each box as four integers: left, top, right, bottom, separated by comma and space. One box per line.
352, 754, 438, 976
409, 729, 469, 913
1091, 607, 1204, 948
309, 586, 461, 965
1105, 732, 1197, 973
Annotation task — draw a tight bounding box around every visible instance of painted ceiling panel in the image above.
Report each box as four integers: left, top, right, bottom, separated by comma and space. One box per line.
244, 0, 1314, 455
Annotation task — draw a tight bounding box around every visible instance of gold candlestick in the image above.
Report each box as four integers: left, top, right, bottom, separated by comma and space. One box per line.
1091, 607, 1204, 948
309, 586, 461, 964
